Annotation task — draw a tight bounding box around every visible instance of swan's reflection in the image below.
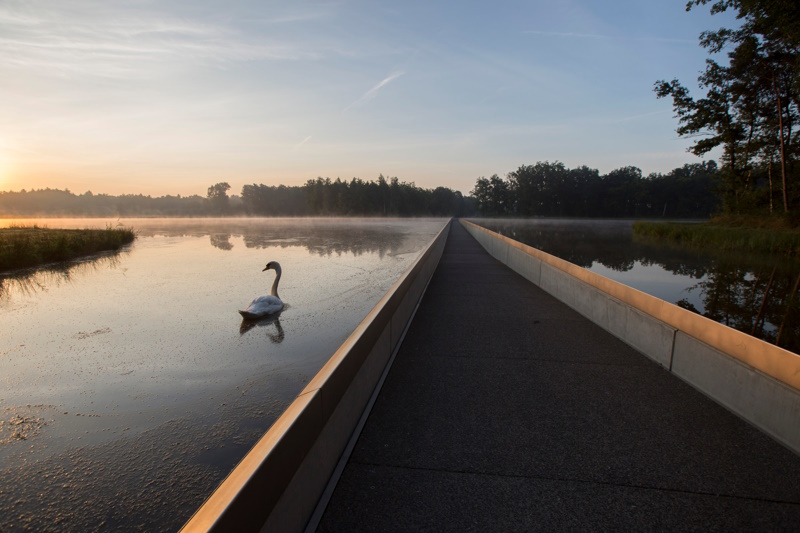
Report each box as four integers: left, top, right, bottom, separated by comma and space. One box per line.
239, 314, 285, 343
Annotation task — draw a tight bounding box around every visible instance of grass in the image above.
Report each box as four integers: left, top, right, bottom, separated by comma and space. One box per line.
633, 216, 800, 257
0, 225, 135, 272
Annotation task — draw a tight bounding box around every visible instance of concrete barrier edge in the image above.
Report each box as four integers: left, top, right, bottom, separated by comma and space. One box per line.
181, 219, 451, 532
460, 219, 800, 455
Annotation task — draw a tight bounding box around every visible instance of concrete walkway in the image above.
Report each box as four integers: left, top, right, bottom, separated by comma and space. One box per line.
317, 222, 800, 531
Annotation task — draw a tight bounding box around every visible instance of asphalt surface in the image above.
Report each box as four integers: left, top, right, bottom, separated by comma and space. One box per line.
317, 221, 800, 531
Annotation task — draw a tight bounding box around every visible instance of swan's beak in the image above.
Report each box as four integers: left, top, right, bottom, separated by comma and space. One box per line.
262, 266, 270, 271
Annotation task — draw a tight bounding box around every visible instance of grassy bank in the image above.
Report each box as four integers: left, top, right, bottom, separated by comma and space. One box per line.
0, 225, 135, 272
633, 216, 800, 257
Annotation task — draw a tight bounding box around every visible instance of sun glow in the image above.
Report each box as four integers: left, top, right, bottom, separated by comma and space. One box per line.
0, 153, 7, 187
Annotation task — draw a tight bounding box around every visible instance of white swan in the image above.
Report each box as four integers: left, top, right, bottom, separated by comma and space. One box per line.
239, 261, 284, 319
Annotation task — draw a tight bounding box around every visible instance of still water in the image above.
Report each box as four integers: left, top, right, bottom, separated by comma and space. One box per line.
471, 219, 800, 355
0, 217, 446, 531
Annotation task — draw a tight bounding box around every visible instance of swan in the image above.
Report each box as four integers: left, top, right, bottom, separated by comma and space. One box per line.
239, 261, 284, 319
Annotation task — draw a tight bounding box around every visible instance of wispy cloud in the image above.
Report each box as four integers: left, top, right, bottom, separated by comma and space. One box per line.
343, 71, 405, 112
0, 3, 327, 80
293, 135, 312, 151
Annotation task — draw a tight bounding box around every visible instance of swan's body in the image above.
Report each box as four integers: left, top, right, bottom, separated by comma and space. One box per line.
239, 261, 284, 319
239, 295, 283, 319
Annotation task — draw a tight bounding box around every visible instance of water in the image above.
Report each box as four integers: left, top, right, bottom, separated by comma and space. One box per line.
470, 219, 800, 354
0, 217, 447, 531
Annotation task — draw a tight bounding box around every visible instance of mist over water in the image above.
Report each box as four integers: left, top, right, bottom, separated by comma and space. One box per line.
0, 217, 446, 531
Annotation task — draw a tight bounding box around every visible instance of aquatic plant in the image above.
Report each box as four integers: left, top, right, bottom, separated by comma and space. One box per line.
0, 225, 135, 272
633, 220, 800, 257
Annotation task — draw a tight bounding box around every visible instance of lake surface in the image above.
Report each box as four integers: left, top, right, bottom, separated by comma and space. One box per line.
470, 219, 800, 355
0, 217, 447, 531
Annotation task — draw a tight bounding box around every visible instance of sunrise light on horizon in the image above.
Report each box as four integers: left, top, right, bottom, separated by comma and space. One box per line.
0, 1, 737, 197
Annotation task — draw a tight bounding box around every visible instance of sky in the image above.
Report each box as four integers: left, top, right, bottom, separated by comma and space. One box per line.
0, 0, 739, 196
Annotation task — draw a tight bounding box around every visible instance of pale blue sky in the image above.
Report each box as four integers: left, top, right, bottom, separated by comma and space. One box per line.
0, 0, 737, 196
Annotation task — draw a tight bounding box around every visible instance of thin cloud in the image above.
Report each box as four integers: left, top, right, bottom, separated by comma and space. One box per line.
343, 71, 405, 112
293, 136, 312, 151
0, 4, 325, 79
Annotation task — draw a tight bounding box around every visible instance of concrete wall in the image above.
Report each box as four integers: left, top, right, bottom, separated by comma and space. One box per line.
461, 219, 800, 455
181, 220, 451, 533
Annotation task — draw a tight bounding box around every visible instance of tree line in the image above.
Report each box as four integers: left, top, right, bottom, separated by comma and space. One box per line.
242, 176, 471, 217
0, 188, 211, 217
0, 177, 473, 217
655, 0, 800, 216
2, 161, 722, 219
470, 161, 719, 217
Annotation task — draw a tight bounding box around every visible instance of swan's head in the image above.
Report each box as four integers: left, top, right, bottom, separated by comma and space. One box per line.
263, 261, 281, 272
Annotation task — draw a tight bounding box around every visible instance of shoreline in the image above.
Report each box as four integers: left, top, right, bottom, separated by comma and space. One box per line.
632, 219, 800, 257
0, 226, 135, 272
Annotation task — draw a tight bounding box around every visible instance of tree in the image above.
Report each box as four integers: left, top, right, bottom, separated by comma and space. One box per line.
655, 63, 749, 212
507, 162, 570, 216
430, 187, 461, 216
645, 162, 719, 217
471, 177, 492, 214
656, 0, 800, 215
207, 182, 231, 214
568, 165, 602, 216
603, 166, 644, 217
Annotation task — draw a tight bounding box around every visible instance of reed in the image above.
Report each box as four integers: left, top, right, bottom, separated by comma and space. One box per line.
633, 219, 800, 257
0, 225, 135, 272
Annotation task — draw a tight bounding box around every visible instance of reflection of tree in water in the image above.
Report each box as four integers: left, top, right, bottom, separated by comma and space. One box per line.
677, 263, 800, 352
209, 233, 233, 251
477, 219, 800, 353
140, 219, 409, 258
482, 219, 705, 273
240, 225, 405, 259
0, 252, 126, 299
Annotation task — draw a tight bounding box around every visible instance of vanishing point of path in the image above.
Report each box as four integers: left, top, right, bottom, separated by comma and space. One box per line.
317, 222, 800, 530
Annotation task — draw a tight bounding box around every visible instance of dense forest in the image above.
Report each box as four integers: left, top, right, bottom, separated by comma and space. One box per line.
1, 160, 723, 219
0, 177, 472, 217
470, 161, 719, 217
242, 176, 471, 217
655, 0, 800, 217
2, 161, 725, 219
0, 188, 212, 217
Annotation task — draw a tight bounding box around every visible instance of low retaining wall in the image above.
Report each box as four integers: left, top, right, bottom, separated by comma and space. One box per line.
182, 220, 451, 532
461, 219, 800, 456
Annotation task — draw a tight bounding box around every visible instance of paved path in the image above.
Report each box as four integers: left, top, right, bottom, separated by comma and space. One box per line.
318, 221, 800, 531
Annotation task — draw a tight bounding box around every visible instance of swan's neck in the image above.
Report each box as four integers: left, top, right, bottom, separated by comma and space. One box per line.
270, 267, 282, 298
